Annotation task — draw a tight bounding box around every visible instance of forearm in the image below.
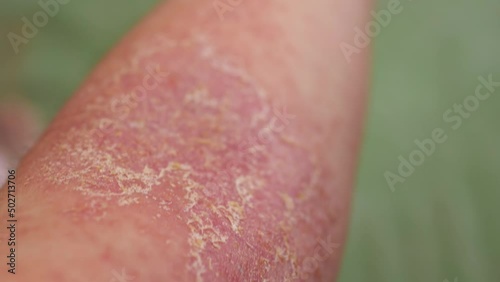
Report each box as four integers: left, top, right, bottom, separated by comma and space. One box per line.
0, 0, 371, 281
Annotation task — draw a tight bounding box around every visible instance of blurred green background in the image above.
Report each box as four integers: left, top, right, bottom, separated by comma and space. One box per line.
1, 0, 499, 281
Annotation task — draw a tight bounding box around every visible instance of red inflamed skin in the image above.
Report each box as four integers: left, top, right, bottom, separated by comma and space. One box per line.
0, 0, 371, 281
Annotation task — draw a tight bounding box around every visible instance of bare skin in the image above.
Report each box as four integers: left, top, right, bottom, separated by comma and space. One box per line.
0, 0, 371, 281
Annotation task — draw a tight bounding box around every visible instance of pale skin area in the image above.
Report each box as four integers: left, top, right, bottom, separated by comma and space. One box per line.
0, 0, 371, 281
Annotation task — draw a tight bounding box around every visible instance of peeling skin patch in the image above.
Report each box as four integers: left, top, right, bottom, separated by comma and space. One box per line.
276, 192, 299, 277
184, 86, 218, 108
214, 201, 244, 233
40, 133, 195, 213
62, 149, 168, 198
181, 170, 263, 279
183, 175, 272, 281
117, 197, 140, 207
183, 177, 232, 281
127, 30, 271, 129
235, 175, 263, 207
182, 175, 243, 280
159, 199, 172, 211
29, 28, 328, 281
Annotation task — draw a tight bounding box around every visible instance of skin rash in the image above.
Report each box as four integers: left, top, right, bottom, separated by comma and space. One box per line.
0, 0, 371, 281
